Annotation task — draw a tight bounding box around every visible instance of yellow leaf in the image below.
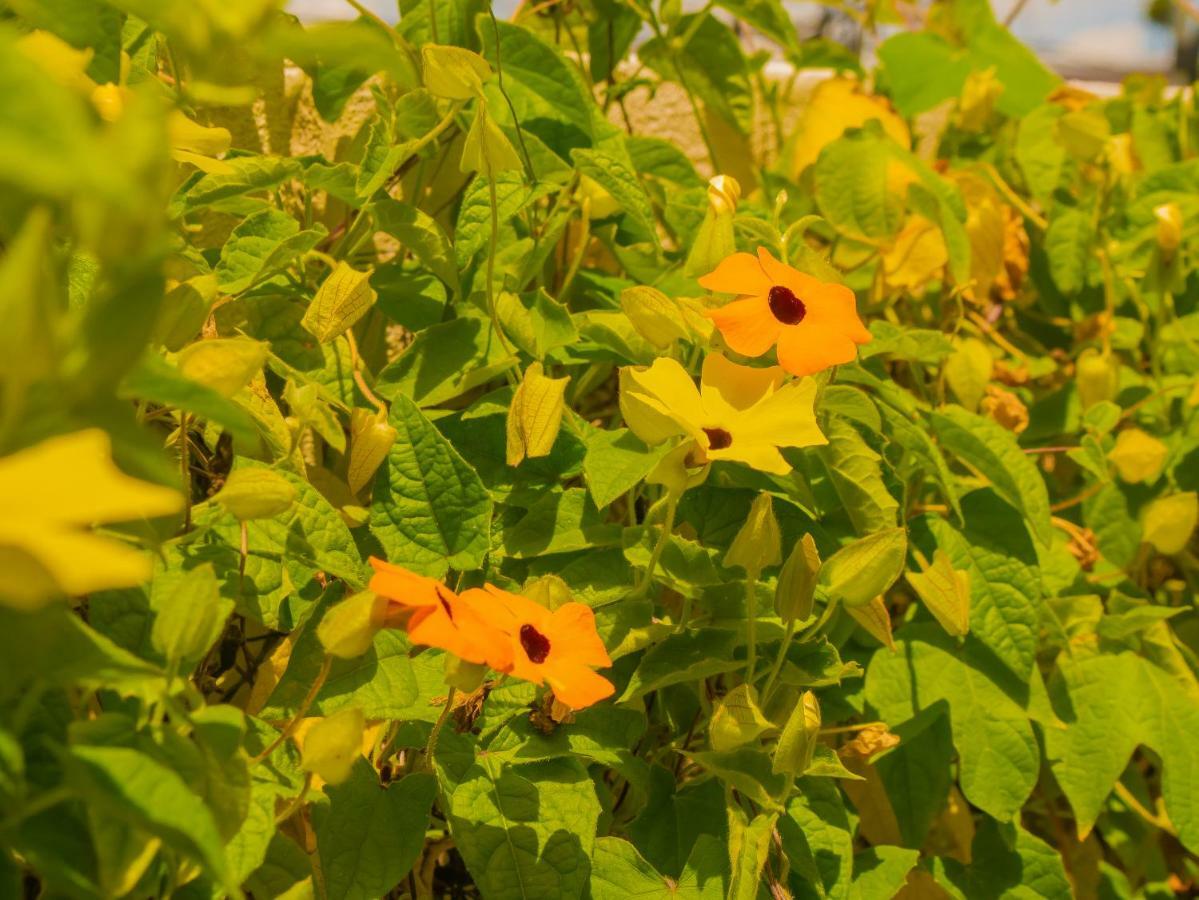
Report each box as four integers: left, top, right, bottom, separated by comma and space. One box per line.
421, 44, 492, 100
577, 175, 621, 219
1108, 428, 1168, 484
957, 67, 1002, 132
0, 430, 182, 608
175, 336, 269, 398
299, 706, 365, 786
506, 363, 569, 466
17, 30, 96, 94
951, 172, 1006, 299
906, 550, 970, 637
882, 215, 948, 293
846, 596, 896, 650
168, 111, 232, 157
1141, 492, 1198, 556
302, 262, 377, 344
792, 77, 910, 178
943, 336, 993, 412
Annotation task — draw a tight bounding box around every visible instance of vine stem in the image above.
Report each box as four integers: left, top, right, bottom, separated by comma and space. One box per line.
486, 176, 516, 363
760, 616, 797, 705
425, 686, 457, 770
274, 771, 314, 825
639, 492, 680, 598
252, 655, 333, 765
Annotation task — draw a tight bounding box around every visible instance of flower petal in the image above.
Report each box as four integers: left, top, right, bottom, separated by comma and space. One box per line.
806, 281, 872, 344
735, 377, 828, 451
775, 320, 861, 377
705, 295, 783, 359
697, 251, 771, 295
542, 660, 616, 710
699, 352, 785, 421
548, 603, 612, 668
708, 442, 793, 475
368, 557, 443, 609
619, 358, 706, 444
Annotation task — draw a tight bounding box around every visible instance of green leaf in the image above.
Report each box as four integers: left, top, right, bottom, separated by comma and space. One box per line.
875, 708, 955, 849
374, 197, 459, 290
149, 563, 233, 671
478, 20, 593, 160
640, 14, 752, 134
313, 764, 436, 900
581, 428, 670, 510
572, 142, 660, 246
814, 130, 905, 244
590, 836, 725, 900
503, 489, 621, 559
908, 489, 1041, 679
370, 393, 493, 577
214, 207, 326, 294
446, 755, 600, 900
1015, 104, 1068, 203
777, 777, 852, 900
727, 807, 778, 900
173, 156, 301, 216
819, 526, 907, 609
1045, 648, 1199, 854
878, 1, 1057, 118
1044, 207, 1091, 295
261, 600, 419, 720
934, 819, 1072, 899
849, 846, 919, 900
929, 406, 1052, 546
816, 417, 899, 533
375, 316, 516, 408
119, 352, 260, 447
619, 629, 741, 701
866, 625, 1038, 821
63, 745, 234, 892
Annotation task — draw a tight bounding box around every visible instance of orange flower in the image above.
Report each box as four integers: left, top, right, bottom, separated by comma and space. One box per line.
698, 247, 871, 377
368, 558, 511, 671
464, 585, 615, 710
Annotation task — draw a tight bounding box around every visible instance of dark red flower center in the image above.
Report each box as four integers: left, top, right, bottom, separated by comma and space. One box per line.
703, 427, 733, 450
435, 587, 454, 620
768, 285, 806, 325
520, 624, 552, 664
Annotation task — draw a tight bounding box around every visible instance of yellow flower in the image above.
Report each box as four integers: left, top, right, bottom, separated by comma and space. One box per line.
619, 352, 827, 475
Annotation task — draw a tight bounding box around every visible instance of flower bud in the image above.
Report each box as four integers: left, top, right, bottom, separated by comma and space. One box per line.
348, 408, 397, 496
773, 690, 821, 776
1075, 349, 1119, 410
684, 175, 740, 277
724, 494, 781, 577
1155, 202, 1182, 259
775, 534, 820, 623
216, 467, 297, 521
318, 590, 388, 659
620, 285, 691, 349
506, 363, 569, 466
300, 707, 364, 786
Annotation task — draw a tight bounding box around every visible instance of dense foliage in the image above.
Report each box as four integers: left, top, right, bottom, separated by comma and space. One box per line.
1, 0, 1198, 897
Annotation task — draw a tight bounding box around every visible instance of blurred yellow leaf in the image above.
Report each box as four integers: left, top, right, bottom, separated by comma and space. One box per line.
317, 590, 387, 659
0, 430, 182, 609
792, 78, 910, 177
421, 44, 491, 100
215, 467, 297, 520
1108, 428, 1168, 484
1141, 492, 1198, 556
944, 336, 993, 412
175, 336, 269, 397
882, 215, 947, 293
